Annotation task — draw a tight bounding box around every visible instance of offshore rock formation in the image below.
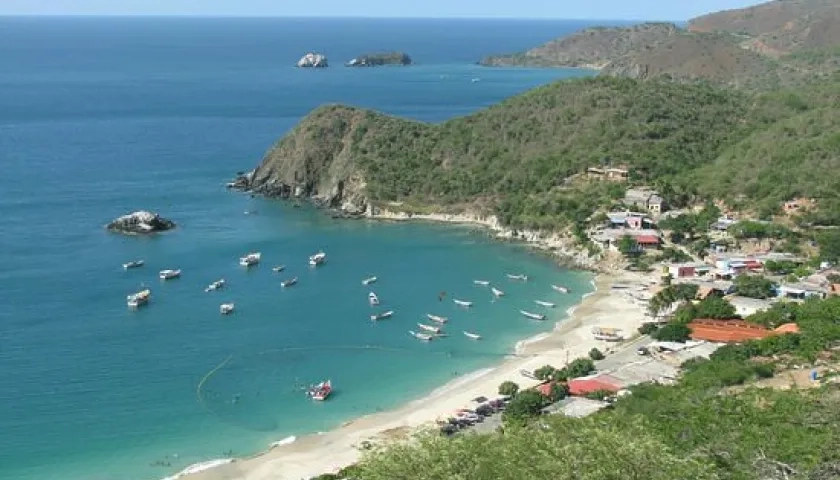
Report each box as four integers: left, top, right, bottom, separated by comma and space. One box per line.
297, 53, 329, 68
107, 211, 176, 235
346, 52, 413, 67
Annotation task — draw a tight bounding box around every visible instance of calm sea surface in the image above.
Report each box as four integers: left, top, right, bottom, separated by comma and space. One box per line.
0, 17, 608, 480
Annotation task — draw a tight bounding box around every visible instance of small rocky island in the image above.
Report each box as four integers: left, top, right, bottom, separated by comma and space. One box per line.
346, 52, 412, 67
297, 53, 329, 68
107, 211, 176, 235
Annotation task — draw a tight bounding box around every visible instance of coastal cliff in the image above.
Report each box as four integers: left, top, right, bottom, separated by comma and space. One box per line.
346, 52, 413, 67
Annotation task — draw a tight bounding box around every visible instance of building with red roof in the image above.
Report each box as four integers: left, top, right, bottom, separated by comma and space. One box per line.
688, 319, 799, 343
568, 374, 622, 396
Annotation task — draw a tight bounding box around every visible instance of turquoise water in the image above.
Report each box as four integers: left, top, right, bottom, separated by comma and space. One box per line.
0, 17, 598, 480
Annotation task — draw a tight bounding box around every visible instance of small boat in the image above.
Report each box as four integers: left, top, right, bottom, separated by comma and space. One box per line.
491, 287, 504, 297
520, 310, 546, 320
506, 274, 528, 281
159, 269, 181, 280
271, 265, 286, 273
123, 260, 144, 270
473, 280, 490, 286
127, 289, 150, 308
309, 251, 326, 266
534, 300, 555, 307
463, 331, 482, 340
417, 323, 441, 334
205, 279, 225, 292
281, 277, 298, 288
307, 380, 332, 401
362, 276, 378, 286
426, 314, 448, 324
239, 252, 261, 267
592, 326, 623, 342
552, 284, 569, 293
368, 292, 380, 306
220, 303, 235, 315
409, 330, 434, 342
453, 299, 473, 307
370, 310, 394, 321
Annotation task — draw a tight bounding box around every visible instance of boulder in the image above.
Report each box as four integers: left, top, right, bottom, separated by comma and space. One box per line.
107, 211, 176, 235
297, 53, 329, 68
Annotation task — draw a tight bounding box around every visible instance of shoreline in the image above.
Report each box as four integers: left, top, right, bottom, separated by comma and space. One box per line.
182, 268, 652, 480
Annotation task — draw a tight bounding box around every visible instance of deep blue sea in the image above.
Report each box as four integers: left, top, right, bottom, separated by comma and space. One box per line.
0, 17, 604, 480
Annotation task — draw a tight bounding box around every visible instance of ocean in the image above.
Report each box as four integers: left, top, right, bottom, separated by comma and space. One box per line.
0, 17, 604, 480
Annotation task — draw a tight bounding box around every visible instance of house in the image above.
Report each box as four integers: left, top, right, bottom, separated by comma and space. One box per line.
587, 166, 629, 182
687, 319, 799, 343
568, 374, 623, 396
606, 211, 652, 230
541, 397, 610, 418
666, 262, 711, 279
634, 234, 662, 250
623, 188, 666, 215
725, 295, 776, 317
591, 228, 662, 252
647, 194, 664, 215
778, 283, 828, 300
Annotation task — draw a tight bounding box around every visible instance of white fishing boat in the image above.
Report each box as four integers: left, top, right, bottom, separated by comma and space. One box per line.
127, 289, 150, 308
205, 279, 225, 292
272, 265, 286, 273
362, 276, 378, 286
491, 287, 504, 297
281, 277, 298, 288
239, 252, 261, 267
159, 269, 181, 280
220, 303, 235, 315
370, 310, 394, 321
123, 260, 144, 270
309, 251, 326, 266
368, 292, 380, 306
307, 380, 332, 401
409, 330, 434, 342
463, 331, 482, 340
552, 284, 569, 293
506, 273, 528, 281
473, 280, 490, 286
426, 314, 448, 324
417, 323, 441, 334
520, 310, 546, 320
592, 326, 623, 342
534, 300, 555, 307
453, 299, 473, 307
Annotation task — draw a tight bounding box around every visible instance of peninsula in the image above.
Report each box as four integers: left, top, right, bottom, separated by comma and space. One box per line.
346, 52, 413, 67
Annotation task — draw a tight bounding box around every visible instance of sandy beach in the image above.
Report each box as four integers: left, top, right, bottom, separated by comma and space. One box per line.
183, 268, 653, 480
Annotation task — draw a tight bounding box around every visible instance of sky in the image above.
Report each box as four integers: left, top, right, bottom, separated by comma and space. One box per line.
0, 0, 765, 21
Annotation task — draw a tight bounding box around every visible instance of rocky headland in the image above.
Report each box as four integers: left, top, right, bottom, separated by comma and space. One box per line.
346, 52, 413, 67
107, 211, 176, 235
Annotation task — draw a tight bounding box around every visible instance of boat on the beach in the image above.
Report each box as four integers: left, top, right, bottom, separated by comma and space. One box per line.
368, 292, 380, 306
534, 300, 555, 307
592, 326, 623, 341
520, 369, 537, 380
417, 323, 441, 334
362, 276, 378, 286
491, 287, 504, 297
552, 284, 570, 293
409, 330, 434, 342
205, 279, 225, 292
307, 380, 332, 401
463, 331, 482, 340
426, 314, 448, 324
453, 299, 473, 307
239, 252, 261, 267
309, 251, 326, 266
126, 289, 150, 308
271, 265, 286, 273
370, 310, 393, 321
159, 269, 181, 280
281, 277, 298, 288
220, 303, 235, 315
473, 280, 490, 286
123, 260, 144, 270
506, 273, 528, 281
520, 310, 546, 320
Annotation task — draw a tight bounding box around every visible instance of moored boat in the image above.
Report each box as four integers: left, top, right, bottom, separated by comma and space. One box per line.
453, 299, 472, 307
368, 292, 380, 306
239, 252, 261, 267
409, 330, 434, 342
463, 331, 482, 340
307, 380, 332, 401
123, 260, 144, 270
159, 269, 181, 280
552, 284, 569, 293
362, 276, 377, 286
220, 303, 235, 315
417, 323, 441, 334
370, 310, 394, 321
281, 277, 298, 288
473, 280, 490, 286
520, 310, 546, 320
491, 287, 504, 297
205, 279, 225, 292
534, 300, 555, 307
309, 251, 326, 266
127, 289, 151, 308
506, 273, 528, 281
426, 314, 448, 324
592, 326, 623, 341
272, 265, 286, 273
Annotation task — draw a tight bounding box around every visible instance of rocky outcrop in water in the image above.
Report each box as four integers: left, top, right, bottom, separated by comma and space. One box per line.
297, 53, 329, 68
346, 52, 412, 67
107, 211, 176, 235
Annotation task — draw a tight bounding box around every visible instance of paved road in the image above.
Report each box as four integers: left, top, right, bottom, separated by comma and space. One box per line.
595, 335, 654, 373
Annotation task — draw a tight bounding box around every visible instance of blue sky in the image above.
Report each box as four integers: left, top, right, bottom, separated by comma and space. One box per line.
0, 0, 764, 21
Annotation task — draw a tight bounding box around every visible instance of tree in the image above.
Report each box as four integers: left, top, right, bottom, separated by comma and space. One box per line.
639, 322, 660, 335
534, 365, 558, 381
652, 324, 692, 342
498, 381, 520, 397
589, 348, 605, 361
617, 234, 639, 257
549, 383, 569, 402
817, 230, 840, 263
502, 390, 547, 424
734, 275, 777, 299
565, 358, 596, 379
